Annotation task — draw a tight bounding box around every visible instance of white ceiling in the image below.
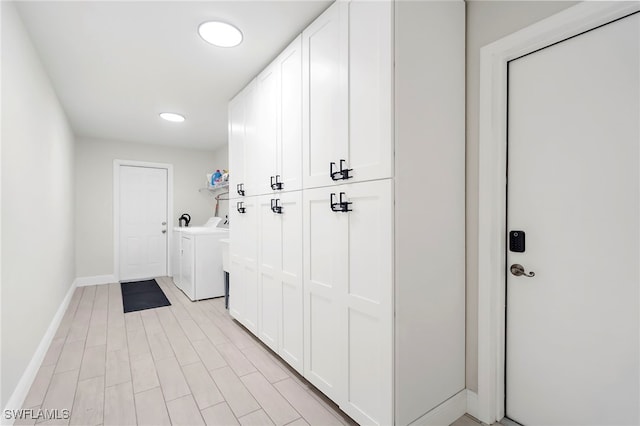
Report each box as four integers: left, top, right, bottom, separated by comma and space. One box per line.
15, 0, 332, 151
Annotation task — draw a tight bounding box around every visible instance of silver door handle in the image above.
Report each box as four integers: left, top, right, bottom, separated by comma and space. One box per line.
510, 264, 535, 277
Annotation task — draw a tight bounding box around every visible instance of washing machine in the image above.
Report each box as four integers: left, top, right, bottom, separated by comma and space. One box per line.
172, 217, 228, 301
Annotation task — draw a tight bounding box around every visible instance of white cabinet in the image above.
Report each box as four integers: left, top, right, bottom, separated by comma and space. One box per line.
231, 35, 303, 198
229, 89, 245, 200
231, 192, 303, 372
302, 185, 347, 401
348, 0, 393, 182
257, 195, 280, 350
302, 1, 349, 189
248, 36, 304, 196
278, 192, 304, 371
257, 191, 303, 372
301, 0, 393, 190
243, 80, 260, 198
303, 180, 393, 423
256, 64, 279, 195
277, 36, 303, 192
229, 196, 258, 333
229, 79, 260, 199
228, 1, 465, 425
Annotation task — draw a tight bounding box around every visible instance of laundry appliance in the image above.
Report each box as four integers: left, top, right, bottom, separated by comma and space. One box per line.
172, 217, 228, 301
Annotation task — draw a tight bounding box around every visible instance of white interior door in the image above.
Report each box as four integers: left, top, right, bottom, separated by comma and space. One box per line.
506, 13, 639, 425
119, 165, 168, 281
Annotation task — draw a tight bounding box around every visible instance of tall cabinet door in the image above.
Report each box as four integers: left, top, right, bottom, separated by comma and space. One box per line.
279, 191, 303, 373
348, 0, 393, 183
257, 65, 279, 196
258, 195, 281, 351
228, 91, 245, 200
229, 201, 245, 320
342, 179, 393, 426
241, 196, 259, 334
243, 79, 260, 197
302, 1, 349, 190
303, 185, 348, 401
278, 36, 303, 192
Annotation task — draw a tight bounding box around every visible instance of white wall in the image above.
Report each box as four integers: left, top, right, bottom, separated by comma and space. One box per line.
215, 143, 229, 221
394, 1, 466, 424
1, 1, 76, 410
465, 0, 577, 392
75, 137, 228, 278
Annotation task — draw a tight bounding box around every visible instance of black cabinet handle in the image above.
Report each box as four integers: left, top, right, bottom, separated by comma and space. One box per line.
330, 193, 340, 211
270, 175, 283, 190
330, 162, 340, 181
330, 192, 352, 212
330, 160, 352, 181
237, 183, 245, 196
270, 198, 283, 214
236, 201, 246, 214
339, 160, 353, 180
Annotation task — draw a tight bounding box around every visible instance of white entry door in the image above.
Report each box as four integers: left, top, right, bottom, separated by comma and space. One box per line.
119, 165, 168, 281
506, 13, 639, 425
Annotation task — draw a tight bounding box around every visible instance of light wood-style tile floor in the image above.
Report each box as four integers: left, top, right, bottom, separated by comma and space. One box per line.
19, 276, 479, 426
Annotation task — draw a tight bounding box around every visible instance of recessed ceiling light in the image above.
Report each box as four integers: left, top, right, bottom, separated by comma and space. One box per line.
198, 21, 243, 48
159, 112, 185, 122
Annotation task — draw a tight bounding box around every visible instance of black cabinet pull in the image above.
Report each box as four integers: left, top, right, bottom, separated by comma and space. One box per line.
270, 175, 283, 190
237, 183, 245, 196
330, 193, 340, 211
330, 192, 352, 212
330, 160, 352, 181
330, 162, 340, 181
270, 198, 283, 214
236, 201, 246, 214
338, 159, 353, 180
338, 192, 352, 212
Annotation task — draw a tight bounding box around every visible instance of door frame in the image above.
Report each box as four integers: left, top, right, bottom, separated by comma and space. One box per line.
113, 159, 174, 282
475, 2, 640, 424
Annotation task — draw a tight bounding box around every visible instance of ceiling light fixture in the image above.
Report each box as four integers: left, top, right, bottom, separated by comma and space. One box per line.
198, 21, 243, 48
159, 112, 185, 122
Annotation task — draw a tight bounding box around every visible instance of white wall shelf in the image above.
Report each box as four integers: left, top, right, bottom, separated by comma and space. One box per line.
199, 181, 230, 194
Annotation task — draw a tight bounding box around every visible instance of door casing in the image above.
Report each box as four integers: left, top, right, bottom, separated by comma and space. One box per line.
475, 2, 640, 424
113, 159, 174, 282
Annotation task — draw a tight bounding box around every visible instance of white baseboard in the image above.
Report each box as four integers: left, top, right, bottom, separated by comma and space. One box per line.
2, 280, 78, 425
74, 274, 117, 287
466, 390, 480, 421
409, 389, 467, 426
